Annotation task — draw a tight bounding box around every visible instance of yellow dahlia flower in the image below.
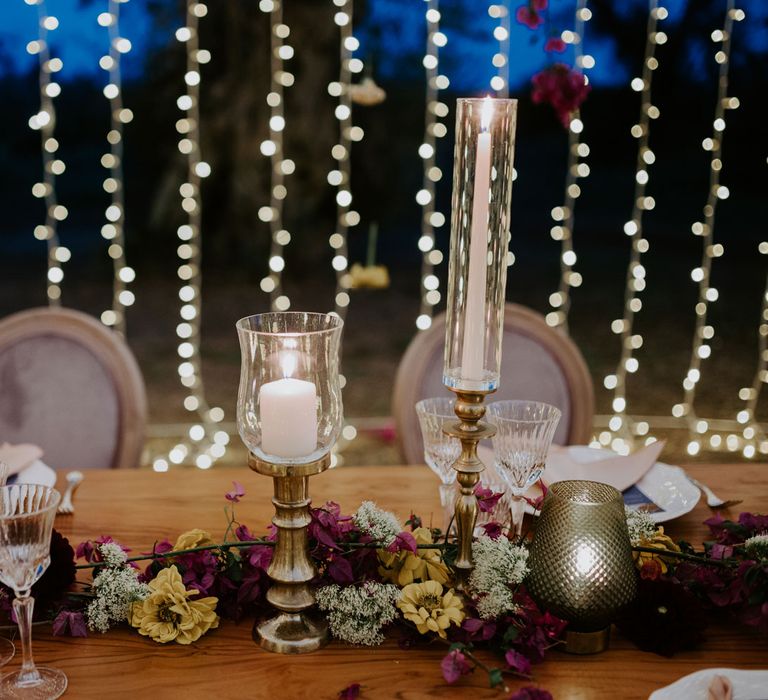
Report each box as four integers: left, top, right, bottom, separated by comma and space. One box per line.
397, 580, 464, 639
633, 526, 681, 575
130, 565, 219, 644
378, 527, 450, 586
173, 528, 217, 552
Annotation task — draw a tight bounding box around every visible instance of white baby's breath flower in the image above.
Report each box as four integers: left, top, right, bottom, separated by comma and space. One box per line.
353, 501, 402, 547
744, 532, 768, 560
316, 581, 401, 646
99, 542, 129, 567
625, 506, 657, 546
469, 536, 529, 620
87, 566, 149, 633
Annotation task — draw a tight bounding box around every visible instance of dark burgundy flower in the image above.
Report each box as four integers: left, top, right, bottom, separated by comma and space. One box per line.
33, 530, 76, 610
225, 481, 245, 503
544, 37, 566, 53
738, 512, 768, 537
481, 521, 504, 540
386, 531, 417, 554
640, 559, 662, 580
441, 649, 473, 684
52, 609, 87, 637
516, 5, 544, 30
509, 688, 553, 700
75, 535, 130, 563
531, 63, 591, 128
338, 683, 361, 700
475, 484, 504, 514
505, 649, 531, 676
462, 616, 497, 641
405, 512, 422, 530
175, 550, 218, 596
616, 578, 706, 656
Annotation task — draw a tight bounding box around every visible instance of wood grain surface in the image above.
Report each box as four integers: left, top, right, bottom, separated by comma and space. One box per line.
5, 463, 766, 700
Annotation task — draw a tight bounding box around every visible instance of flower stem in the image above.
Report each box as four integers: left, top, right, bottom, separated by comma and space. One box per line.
631, 546, 736, 567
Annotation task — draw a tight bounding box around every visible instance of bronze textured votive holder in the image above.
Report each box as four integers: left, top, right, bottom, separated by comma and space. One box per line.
526, 480, 638, 654
248, 453, 329, 653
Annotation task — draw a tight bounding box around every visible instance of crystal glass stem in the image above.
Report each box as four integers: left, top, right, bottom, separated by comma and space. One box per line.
508, 494, 526, 541
439, 482, 454, 532
13, 595, 40, 685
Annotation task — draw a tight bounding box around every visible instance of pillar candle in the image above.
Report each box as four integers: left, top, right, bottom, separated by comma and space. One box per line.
259, 377, 317, 458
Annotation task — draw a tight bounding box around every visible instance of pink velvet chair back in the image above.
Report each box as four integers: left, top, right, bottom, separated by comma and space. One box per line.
0, 308, 146, 469
392, 303, 594, 465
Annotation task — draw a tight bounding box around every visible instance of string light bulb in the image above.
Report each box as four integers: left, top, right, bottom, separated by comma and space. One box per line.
98, 0, 133, 335
546, 0, 593, 331
605, 0, 667, 451
488, 2, 511, 97
415, 0, 448, 331
28, 0, 67, 304
258, 0, 294, 311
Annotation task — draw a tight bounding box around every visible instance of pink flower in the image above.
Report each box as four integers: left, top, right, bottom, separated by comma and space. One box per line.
338, 684, 361, 700
52, 610, 87, 637
441, 649, 473, 684
516, 5, 544, 30
509, 688, 553, 700
544, 37, 566, 53
225, 481, 245, 503
505, 649, 532, 677
475, 484, 504, 513
481, 521, 504, 540
531, 63, 591, 128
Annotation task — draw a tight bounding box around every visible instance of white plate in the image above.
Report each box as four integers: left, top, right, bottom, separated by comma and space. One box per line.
12, 460, 57, 488
479, 445, 700, 523
649, 667, 768, 700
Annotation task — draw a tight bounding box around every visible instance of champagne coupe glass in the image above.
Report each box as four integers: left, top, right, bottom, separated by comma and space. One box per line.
415, 398, 461, 531
487, 400, 561, 541
0, 462, 15, 667
0, 484, 66, 699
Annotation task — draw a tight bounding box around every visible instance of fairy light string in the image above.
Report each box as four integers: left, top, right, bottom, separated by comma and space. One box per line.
674, 0, 743, 458
489, 2, 511, 97
415, 0, 448, 332
327, 0, 364, 319
545, 0, 593, 331
153, 0, 228, 472
98, 0, 135, 335
602, 0, 667, 453
27, 0, 68, 305
258, 0, 294, 312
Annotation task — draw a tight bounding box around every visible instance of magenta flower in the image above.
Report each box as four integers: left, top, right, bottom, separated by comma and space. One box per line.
531, 63, 591, 128
544, 37, 566, 53
338, 683, 361, 700
475, 484, 504, 513
225, 481, 245, 503
481, 521, 504, 540
386, 530, 418, 554
505, 649, 532, 677
52, 610, 87, 638
509, 688, 553, 700
462, 616, 498, 641
516, 5, 544, 30
441, 649, 473, 684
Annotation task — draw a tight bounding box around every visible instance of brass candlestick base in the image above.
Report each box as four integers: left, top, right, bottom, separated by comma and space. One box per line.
442, 389, 496, 589
248, 452, 330, 654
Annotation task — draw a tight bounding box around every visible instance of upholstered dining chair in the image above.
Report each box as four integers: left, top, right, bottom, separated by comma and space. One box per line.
0, 307, 147, 469
392, 303, 594, 465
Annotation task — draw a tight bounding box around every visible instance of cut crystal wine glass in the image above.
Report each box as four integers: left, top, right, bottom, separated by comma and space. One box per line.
487, 400, 561, 541
0, 484, 66, 699
416, 397, 461, 531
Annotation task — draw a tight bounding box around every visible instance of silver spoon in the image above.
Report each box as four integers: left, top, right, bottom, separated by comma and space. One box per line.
686, 474, 743, 509
57, 470, 84, 515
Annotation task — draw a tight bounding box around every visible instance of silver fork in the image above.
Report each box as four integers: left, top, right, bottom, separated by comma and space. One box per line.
57, 470, 84, 515
686, 474, 743, 509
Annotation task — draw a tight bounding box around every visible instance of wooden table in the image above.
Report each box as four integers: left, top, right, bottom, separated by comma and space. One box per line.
13, 464, 768, 699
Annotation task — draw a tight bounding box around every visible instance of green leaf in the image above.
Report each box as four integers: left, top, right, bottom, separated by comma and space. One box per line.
488, 668, 503, 688
449, 642, 466, 652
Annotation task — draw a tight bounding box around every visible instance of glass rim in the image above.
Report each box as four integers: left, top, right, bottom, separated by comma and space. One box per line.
456, 96, 518, 106
487, 399, 562, 424
236, 311, 344, 336
415, 397, 456, 418
0, 484, 61, 520
548, 479, 622, 505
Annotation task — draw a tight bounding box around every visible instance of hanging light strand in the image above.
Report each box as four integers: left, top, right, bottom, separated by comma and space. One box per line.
258, 0, 294, 312
488, 2, 511, 96
415, 0, 448, 332
674, 1, 743, 459
602, 0, 667, 452
327, 0, 364, 318
98, 0, 135, 334
27, 0, 68, 305
545, 0, 593, 331
153, 0, 227, 472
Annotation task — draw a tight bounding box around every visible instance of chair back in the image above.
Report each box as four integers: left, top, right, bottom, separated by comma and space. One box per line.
0, 307, 146, 469
393, 303, 594, 464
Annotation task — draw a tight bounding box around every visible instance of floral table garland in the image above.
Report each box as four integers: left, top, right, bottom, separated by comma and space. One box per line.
1, 482, 766, 700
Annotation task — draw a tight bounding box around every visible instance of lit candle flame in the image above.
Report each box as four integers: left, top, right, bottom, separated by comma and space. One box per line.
481, 96, 493, 132
280, 351, 297, 378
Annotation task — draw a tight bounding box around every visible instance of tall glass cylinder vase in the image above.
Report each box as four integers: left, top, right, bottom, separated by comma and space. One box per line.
443, 97, 517, 391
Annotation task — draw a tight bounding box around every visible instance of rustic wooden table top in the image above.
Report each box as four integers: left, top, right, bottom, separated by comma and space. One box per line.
8, 463, 767, 699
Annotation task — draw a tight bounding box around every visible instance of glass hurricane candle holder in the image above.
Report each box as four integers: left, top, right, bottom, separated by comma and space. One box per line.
443, 96, 517, 393
527, 480, 638, 654
236, 311, 343, 654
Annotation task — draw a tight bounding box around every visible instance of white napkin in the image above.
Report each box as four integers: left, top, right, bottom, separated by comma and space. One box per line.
545, 441, 666, 492
0, 442, 45, 477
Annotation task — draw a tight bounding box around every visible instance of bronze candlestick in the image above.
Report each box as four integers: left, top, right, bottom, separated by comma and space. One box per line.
442, 388, 495, 589
248, 453, 330, 654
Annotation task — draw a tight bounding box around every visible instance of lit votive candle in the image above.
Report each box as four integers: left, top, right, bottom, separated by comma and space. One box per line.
259, 377, 318, 458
